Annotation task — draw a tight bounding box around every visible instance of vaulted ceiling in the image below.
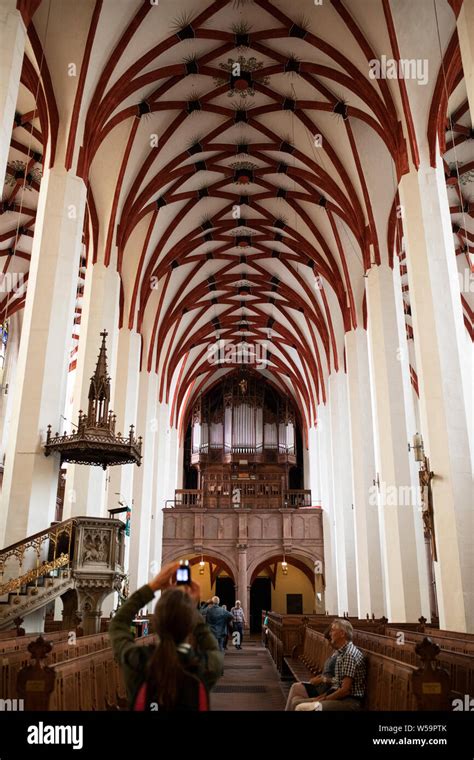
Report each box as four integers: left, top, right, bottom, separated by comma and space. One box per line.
1, 0, 472, 436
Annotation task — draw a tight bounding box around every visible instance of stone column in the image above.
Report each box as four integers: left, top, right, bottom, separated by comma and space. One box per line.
345, 328, 384, 618
399, 152, 473, 631
107, 328, 141, 578
328, 371, 357, 616
0, 310, 22, 464
63, 262, 121, 519
237, 544, 247, 636
151, 402, 173, 575
366, 262, 429, 623
307, 425, 321, 505
75, 585, 110, 636
0, 167, 86, 548
316, 402, 337, 614
128, 371, 158, 592
0, 1, 26, 187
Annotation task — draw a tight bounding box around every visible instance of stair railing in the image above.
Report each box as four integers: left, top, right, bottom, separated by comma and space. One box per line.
0, 519, 76, 598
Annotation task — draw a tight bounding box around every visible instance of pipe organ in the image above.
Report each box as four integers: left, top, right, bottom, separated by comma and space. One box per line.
186, 371, 304, 508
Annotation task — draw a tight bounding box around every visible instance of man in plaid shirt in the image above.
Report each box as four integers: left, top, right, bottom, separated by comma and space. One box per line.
296, 619, 366, 712
231, 601, 246, 649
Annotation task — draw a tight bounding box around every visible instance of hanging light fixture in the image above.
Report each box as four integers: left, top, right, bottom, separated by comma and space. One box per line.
281, 555, 288, 575
199, 556, 205, 575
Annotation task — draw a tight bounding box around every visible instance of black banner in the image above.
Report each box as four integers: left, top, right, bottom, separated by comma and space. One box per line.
0, 710, 472, 758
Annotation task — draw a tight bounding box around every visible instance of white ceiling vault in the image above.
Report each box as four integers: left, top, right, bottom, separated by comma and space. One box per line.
2, 0, 472, 437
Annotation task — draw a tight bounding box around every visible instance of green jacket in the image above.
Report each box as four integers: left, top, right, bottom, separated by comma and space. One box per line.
108, 584, 224, 708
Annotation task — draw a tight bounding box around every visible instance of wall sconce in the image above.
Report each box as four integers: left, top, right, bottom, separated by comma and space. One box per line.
408, 432, 424, 462
199, 557, 205, 575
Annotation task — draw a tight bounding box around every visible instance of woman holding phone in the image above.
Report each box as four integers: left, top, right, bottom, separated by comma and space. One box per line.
109, 561, 224, 711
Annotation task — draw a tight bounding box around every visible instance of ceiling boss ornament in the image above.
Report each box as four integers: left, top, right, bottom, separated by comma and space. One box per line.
230, 160, 258, 184
215, 56, 269, 97
44, 331, 142, 469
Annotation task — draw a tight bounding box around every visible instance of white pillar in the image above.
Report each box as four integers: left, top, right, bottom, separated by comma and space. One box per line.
307, 425, 321, 505
400, 153, 473, 631
0, 167, 86, 547
328, 371, 357, 615
0, 2, 25, 187
152, 402, 171, 570
63, 262, 120, 519
0, 310, 22, 463
237, 546, 247, 611
129, 371, 158, 592
107, 328, 141, 574
151, 402, 181, 573
317, 402, 337, 614
345, 328, 384, 618
366, 262, 427, 623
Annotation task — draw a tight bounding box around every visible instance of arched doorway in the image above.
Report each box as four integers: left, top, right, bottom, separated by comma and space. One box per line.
250, 555, 317, 631
186, 555, 236, 608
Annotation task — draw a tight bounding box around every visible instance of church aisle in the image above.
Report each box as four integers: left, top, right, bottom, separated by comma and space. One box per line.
210, 638, 286, 711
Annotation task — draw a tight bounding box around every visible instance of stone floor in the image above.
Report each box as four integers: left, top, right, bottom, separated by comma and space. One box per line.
210, 636, 289, 711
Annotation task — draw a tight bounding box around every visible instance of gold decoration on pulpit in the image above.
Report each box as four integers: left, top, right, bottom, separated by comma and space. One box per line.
239, 378, 247, 395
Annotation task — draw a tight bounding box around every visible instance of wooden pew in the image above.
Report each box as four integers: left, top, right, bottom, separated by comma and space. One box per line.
277, 626, 450, 710
0, 630, 70, 655
424, 628, 474, 642
384, 627, 474, 656
265, 613, 391, 658
48, 635, 156, 710
265, 627, 283, 673
1, 632, 110, 700
354, 629, 474, 698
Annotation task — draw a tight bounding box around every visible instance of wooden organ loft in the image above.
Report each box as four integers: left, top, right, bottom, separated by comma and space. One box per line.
177, 371, 311, 510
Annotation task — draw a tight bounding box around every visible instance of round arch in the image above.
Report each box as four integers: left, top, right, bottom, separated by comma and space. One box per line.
188, 554, 236, 584
250, 553, 315, 588
161, 547, 237, 583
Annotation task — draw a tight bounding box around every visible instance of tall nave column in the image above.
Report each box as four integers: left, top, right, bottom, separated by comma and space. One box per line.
316, 402, 337, 614
345, 328, 384, 618
128, 370, 158, 593
0, 167, 86, 547
0, 0, 25, 187
366, 262, 430, 623
327, 371, 357, 616
0, 311, 22, 464
399, 152, 473, 632
149, 403, 180, 581
64, 262, 121, 519
105, 327, 141, 605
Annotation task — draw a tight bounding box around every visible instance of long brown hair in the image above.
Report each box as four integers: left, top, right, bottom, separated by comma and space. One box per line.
147, 588, 197, 709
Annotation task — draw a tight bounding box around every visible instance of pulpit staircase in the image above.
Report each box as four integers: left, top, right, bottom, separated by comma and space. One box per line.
0, 516, 126, 633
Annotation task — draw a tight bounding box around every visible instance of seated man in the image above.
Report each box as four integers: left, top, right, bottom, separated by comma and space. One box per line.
285, 628, 336, 711
295, 619, 365, 712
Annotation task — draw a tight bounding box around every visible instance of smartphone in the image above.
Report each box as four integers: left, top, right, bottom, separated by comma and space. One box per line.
176, 563, 191, 585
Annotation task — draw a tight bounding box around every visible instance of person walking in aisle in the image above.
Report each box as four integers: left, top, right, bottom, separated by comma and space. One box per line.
231, 600, 246, 649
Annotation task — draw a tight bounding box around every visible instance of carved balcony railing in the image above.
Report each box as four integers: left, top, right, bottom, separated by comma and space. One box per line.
167, 488, 315, 510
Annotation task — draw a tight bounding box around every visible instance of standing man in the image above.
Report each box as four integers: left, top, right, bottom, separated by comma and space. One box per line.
201, 597, 233, 652
231, 600, 246, 650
